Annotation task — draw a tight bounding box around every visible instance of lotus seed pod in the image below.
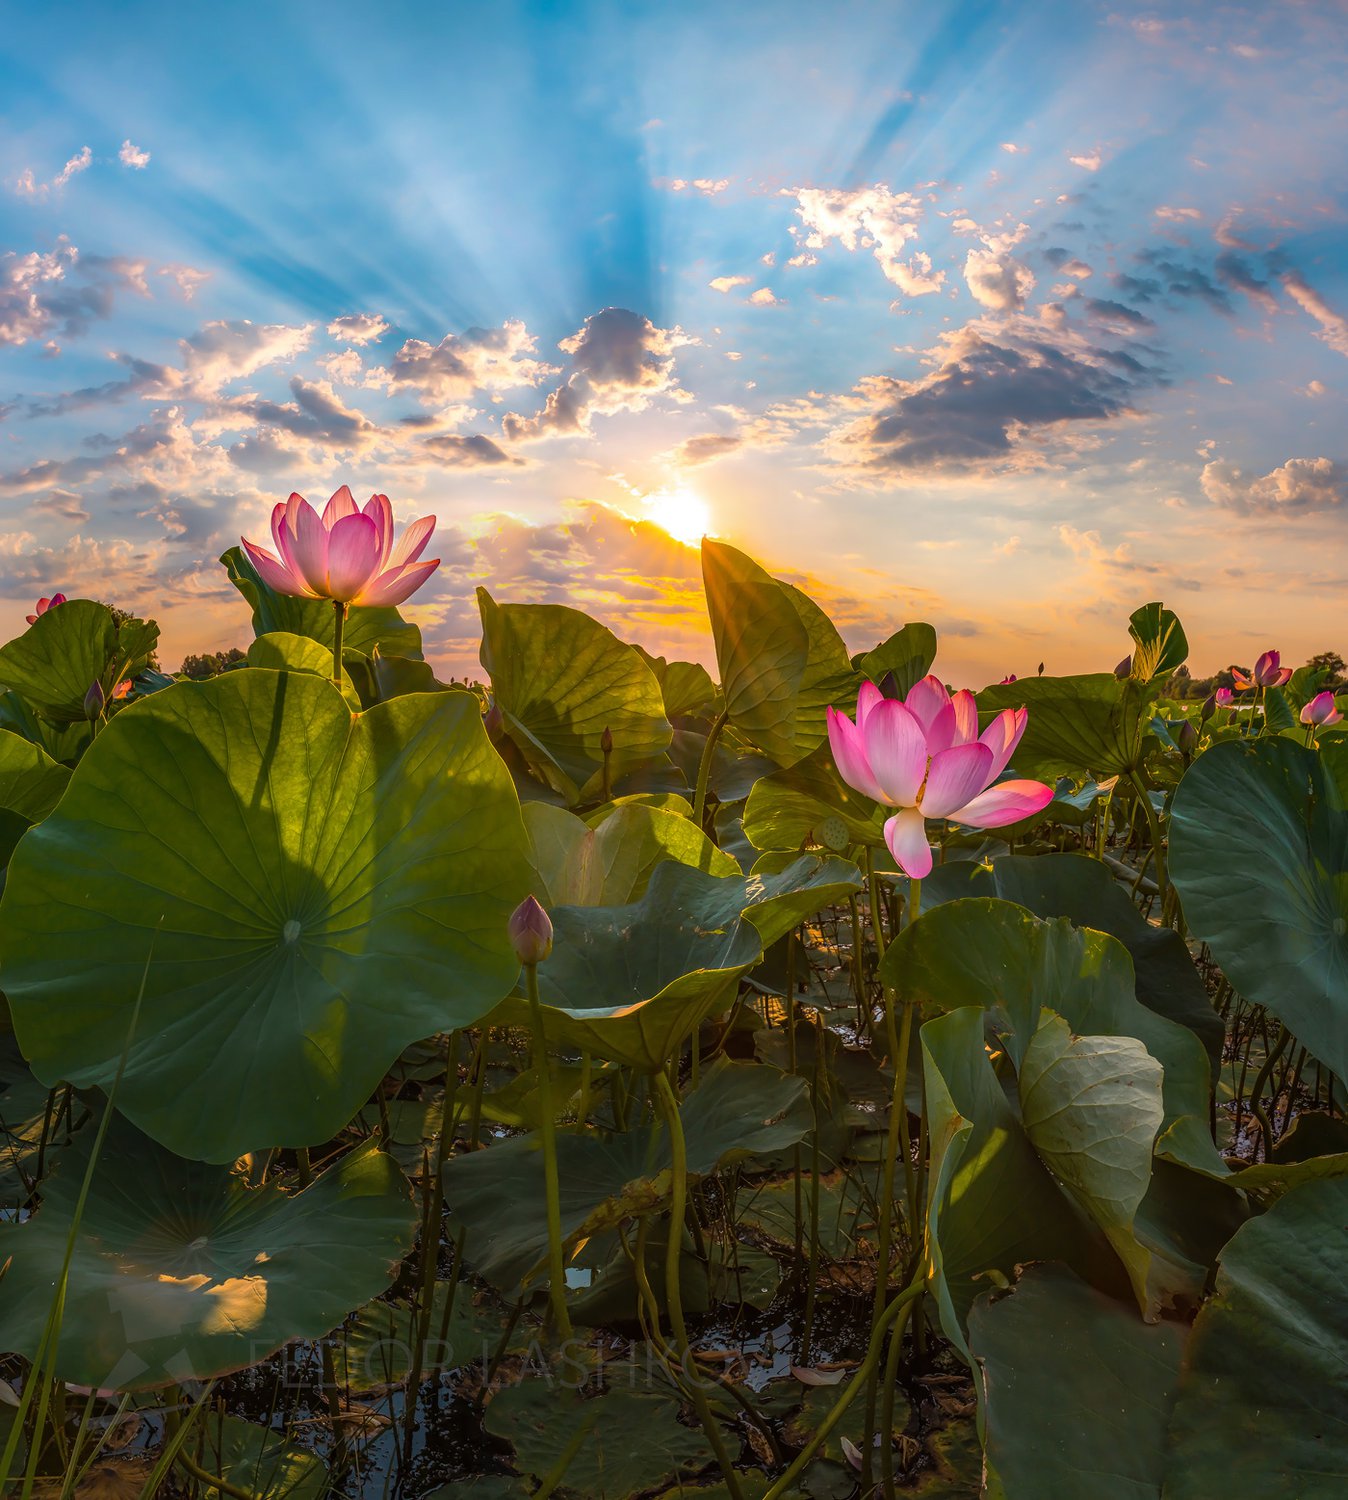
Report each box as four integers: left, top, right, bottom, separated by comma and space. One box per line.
819, 815, 848, 852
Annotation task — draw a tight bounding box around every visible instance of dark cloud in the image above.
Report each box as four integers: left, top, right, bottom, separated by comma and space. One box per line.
421, 433, 521, 467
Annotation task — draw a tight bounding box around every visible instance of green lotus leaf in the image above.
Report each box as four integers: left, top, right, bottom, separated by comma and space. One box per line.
1170, 736, 1348, 1084
978, 674, 1149, 781
221, 544, 423, 659
1128, 602, 1188, 682
1164, 1177, 1348, 1500
0, 690, 92, 765
967, 1262, 1183, 1500
491, 855, 857, 1069
0, 600, 158, 725
634, 646, 719, 721
484, 1382, 714, 1499
343, 648, 446, 707
582, 791, 694, 825
921, 1006, 1109, 1354
443, 1058, 809, 1290
855, 622, 938, 697
920, 852, 1224, 1069
1019, 1011, 1165, 1317
246, 630, 361, 709
0, 670, 530, 1161
780, 579, 859, 756
742, 741, 889, 852
0, 1034, 57, 1208
523, 801, 736, 907
741, 850, 864, 944
0, 1118, 415, 1390
332, 1283, 521, 1391
195, 1415, 329, 1500
478, 588, 672, 803
0, 726, 70, 874
884, 898, 1225, 1179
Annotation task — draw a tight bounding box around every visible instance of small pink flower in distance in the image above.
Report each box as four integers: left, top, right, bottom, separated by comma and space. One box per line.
241, 487, 440, 607
1214, 687, 1234, 708
827, 676, 1055, 879
999, 674, 1017, 684
111, 679, 133, 701
1300, 691, 1343, 728
1233, 650, 1292, 691
26, 592, 66, 625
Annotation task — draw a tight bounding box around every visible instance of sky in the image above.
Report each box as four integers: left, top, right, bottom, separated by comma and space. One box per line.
1, 0, 1345, 686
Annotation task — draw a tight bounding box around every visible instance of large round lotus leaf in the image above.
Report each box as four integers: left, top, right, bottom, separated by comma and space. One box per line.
1164, 1177, 1348, 1499
977, 674, 1148, 781
742, 742, 889, 852
478, 588, 672, 803
921, 852, 1223, 1070
1170, 736, 1348, 1084
491, 855, 858, 1069
1127, 601, 1188, 682
0, 600, 157, 725
0, 1117, 415, 1391
523, 801, 737, 907
0, 689, 91, 766
221, 544, 423, 658
0, 670, 531, 1161
884, 898, 1225, 1180
968, 1262, 1183, 1500
245, 630, 360, 709
0, 727, 69, 877
855, 622, 938, 698
443, 1058, 809, 1290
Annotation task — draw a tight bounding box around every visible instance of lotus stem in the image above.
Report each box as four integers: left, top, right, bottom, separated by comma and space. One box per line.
692, 707, 729, 828
1127, 769, 1168, 908
524, 961, 573, 1338
331, 600, 346, 687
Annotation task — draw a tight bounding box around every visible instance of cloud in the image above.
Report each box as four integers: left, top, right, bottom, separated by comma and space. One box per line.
669, 432, 743, 466
502, 307, 691, 442
747, 287, 780, 306
228, 377, 376, 452
789, 183, 943, 296
1281, 271, 1348, 356
1201, 455, 1346, 514
964, 248, 1036, 311
327, 313, 389, 345
709, 275, 751, 293
12, 147, 92, 200
1214, 252, 1278, 314
658, 177, 730, 195
1069, 148, 1103, 171
178, 319, 316, 394
0, 239, 151, 347
1000, 142, 1026, 154
158, 264, 210, 300
825, 317, 1145, 477
420, 433, 521, 467
119, 140, 151, 169
388, 319, 554, 403
1155, 206, 1203, 223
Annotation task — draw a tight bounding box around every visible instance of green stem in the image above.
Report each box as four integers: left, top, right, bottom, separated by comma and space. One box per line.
331, 600, 346, 687
692, 708, 729, 829
1127, 769, 1168, 908
525, 963, 573, 1338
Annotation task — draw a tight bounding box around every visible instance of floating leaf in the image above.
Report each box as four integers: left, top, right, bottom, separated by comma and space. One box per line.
0, 671, 530, 1160
195, 1415, 329, 1500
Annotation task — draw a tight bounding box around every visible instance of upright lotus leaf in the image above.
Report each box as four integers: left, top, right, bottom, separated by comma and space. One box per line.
0, 600, 120, 723
0, 689, 92, 765
0, 1117, 415, 1390
1164, 1177, 1348, 1500
0, 727, 70, 871
1171, 737, 1348, 1084
921, 1006, 1109, 1355
921, 853, 1223, 1070
0, 671, 531, 1161
978, 674, 1149, 781
634, 646, 719, 721
443, 1058, 810, 1289
246, 631, 361, 709
1128, 602, 1188, 682
478, 588, 672, 803
968, 1262, 1184, 1500
490, 855, 856, 1070
856, 622, 938, 698
884, 899, 1225, 1179
1019, 1012, 1166, 1317
780, 579, 860, 756
701, 537, 810, 765
523, 801, 737, 908
742, 741, 889, 852
221, 544, 424, 659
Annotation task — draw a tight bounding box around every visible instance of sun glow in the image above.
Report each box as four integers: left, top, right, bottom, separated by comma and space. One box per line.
645, 486, 712, 546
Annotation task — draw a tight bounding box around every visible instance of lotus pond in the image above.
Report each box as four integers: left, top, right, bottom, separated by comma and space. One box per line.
0, 499, 1345, 1500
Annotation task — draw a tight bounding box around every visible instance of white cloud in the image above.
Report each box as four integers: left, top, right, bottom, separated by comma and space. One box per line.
178, 319, 316, 395
789, 183, 942, 297
0, 241, 79, 346
709, 275, 752, 294
659, 176, 729, 195
1281, 271, 1348, 357
327, 312, 389, 345
1069, 148, 1102, 171
388, 319, 555, 404
11, 146, 92, 200
964, 248, 1036, 311
1155, 206, 1203, 222
747, 287, 780, 306
119, 140, 151, 169
1201, 456, 1347, 514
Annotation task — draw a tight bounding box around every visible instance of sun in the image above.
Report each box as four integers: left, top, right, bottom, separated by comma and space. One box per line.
645, 486, 712, 547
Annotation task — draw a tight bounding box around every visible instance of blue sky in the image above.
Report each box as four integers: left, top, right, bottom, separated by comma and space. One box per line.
2, 0, 1345, 682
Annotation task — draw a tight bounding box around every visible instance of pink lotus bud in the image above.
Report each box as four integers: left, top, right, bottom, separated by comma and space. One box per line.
508, 895, 553, 966
1176, 719, 1198, 755
83, 681, 105, 720
1215, 687, 1234, 707
1200, 692, 1217, 723
25, 592, 66, 626
600, 725, 614, 754
1300, 691, 1343, 728
1114, 654, 1133, 679
999, 674, 1017, 685
1253, 649, 1292, 688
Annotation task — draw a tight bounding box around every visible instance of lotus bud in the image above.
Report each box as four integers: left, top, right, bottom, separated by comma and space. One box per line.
1114, 654, 1133, 679
1215, 687, 1234, 708
1037, 662, 1044, 676
83, 680, 105, 720
509, 895, 553, 966
878, 670, 901, 700
999, 673, 1017, 685
600, 725, 613, 754
1200, 692, 1217, 724
1176, 719, 1198, 755
483, 701, 504, 741
1300, 690, 1344, 728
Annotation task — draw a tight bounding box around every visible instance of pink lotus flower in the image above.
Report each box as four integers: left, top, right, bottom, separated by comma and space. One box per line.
1232, 650, 1291, 691
1214, 687, 1234, 707
827, 677, 1055, 879
25, 592, 66, 625
999, 673, 1018, 684
241, 487, 439, 607
1301, 691, 1343, 728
